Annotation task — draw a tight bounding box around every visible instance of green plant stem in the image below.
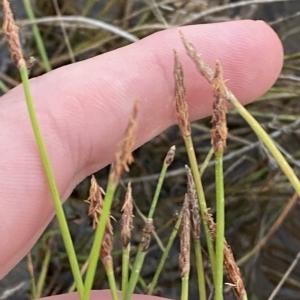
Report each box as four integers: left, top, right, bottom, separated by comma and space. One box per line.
22, 0, 52, 72
194, 239, 206, 300
148, 211, 183, 295
125, 153, 171, 299
19, 61, 84, 298
83, 179, 117, 300
183, 135, 216, 281
199, 146, 214, 176
0, 80, 9, 93
105, 261, 119, 300
36, 246, 51, 298
27, 253, 37, 299
124, 248, 146, 300
215, 151, 225, 300
228, 94, 300, 197
181, 275, 189, 300
122, 245, 130, 298
148, 158, 169, 218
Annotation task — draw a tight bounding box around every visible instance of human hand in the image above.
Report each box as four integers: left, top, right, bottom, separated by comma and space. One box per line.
0, 20, 283, 299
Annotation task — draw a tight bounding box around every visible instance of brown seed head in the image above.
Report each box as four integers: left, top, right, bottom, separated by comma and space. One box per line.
85, 176, 105, 229
3, 0, 23, 68
204, 210, 216, 239
179, 194, 190, 277
179, 30, 213, 83
174, 50, 191, 137
112, 100, 139, 183
204, 207, 246, 299
164, 145, 176, 166
141, 219, 154, 252
85, 176, 114, 263
121, 182, 134, 248
211, 61, 228, 153
224, 240, 246, 299
185, 166, 201, 239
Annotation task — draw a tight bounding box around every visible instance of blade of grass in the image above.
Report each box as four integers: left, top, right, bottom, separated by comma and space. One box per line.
147, 210, 183, 295
2, 2, 84, 296
36, 237, 54, 298
211, 62, 228, 300
19, 56, 84, 298
84, 101, 139, 300
214, 153, 225, 300
173, 50, 216, 281
22, 0, 52, 72
124, 146, 176, 300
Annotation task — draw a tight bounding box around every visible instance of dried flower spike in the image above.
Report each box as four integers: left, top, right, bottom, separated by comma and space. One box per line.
179, 30, 213, 83
164, 145, 176, 166
141, 219, 154, 252
85, 176, 114, 263
174, 50, 191, 137
224, 240, 246, 300
179, 194, 190, 277
204, 210, 246, 299
185, 166, 201, 239
85, 175, 105, 229
121, 182, 134, 248
3, 0, 23, 68
112, 100, 139, 183
211, 61, 228, 153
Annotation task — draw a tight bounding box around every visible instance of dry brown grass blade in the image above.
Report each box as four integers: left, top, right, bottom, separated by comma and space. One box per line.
121, 182, 134, 248
179, 194, 191, 278
173, 50, 191, 137
2, 0, 23, 68
211, 61, 228, 153
112, 100, 139, 183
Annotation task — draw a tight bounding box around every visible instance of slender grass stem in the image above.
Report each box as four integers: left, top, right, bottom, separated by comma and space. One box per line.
22, 0, 52, 72
181, 276, 189, 300
228, 95, 300, 197
200, 147, 214, 176
0, 80, 9, 93
122, 245, 130, 296
148, 211, 183, 295
194, 239, 206, 300
183, 135, 216, 281
105, 261, 119, 300
83, 179, 117, 300
124, 249, 147, 300
125, 147, 174, 299
215, 151, 225, 300
36, 243, 52, 298
27, 252, 37, 299
19, 61, 84, 298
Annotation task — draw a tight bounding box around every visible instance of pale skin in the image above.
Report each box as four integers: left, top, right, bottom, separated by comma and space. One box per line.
0, 20, 283, 299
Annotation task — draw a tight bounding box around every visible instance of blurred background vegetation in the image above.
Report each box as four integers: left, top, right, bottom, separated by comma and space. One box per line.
1, 0, 300, 299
